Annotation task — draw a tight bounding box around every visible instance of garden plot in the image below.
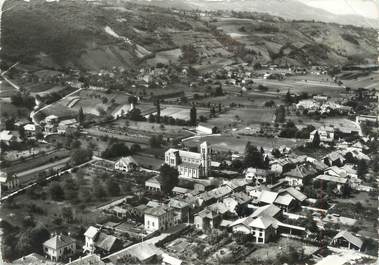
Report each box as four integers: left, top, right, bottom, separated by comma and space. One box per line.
158, 106, 210, 121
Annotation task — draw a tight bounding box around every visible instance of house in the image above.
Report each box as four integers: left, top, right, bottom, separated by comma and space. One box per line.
244, 167, 272, 184
23, 124, 42, 138
257, 190, 278, 205
45, 115, 59, 125
144, 206, 175, 233
230, 215, 278, 244
310, 126, 334, 143
67, 254, 107, 265
162, 253, 183, 265
168, 199, 190, 223
0, 171, 20, 197
194, 208, 222, 231
284, 164, 318, 188
314, 175, 349, 193
114, 243, 163, 264
57, 119, 79, 135
165, 141, 211, 178
83, 226, 121, 255
172, 186, 192, 195
223, 192, 251, 214
0, 130, 21, 145
330, 230, 363, 251
274, 194, 296, 212
196, 124, 218, 135
270, 158, 294, 173
43, 234, 76, 261
278, 187, 307, 204
115, 156, 139, 172
12, 253, 57, 265
145, 177, 162, 192
323, 152, 346, 167
251, 204, 281, 219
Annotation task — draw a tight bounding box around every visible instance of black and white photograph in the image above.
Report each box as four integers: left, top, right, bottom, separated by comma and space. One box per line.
0, 0, 378, 264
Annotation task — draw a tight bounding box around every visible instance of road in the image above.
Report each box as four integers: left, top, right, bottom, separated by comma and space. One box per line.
30, 87, 83, 125
0, 158, 96, 202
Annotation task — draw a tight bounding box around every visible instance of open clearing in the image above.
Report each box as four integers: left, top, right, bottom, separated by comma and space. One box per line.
146, 48, 182, 65
208, 107, 275, 130
184, 134, 305, 153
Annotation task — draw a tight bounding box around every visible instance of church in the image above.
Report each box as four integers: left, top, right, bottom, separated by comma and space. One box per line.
165, 142, 211, 179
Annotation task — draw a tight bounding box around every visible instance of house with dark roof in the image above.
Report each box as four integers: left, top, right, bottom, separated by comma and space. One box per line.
144, 206, 175, 233
83, 226, 121, 256
43, 234, 76, 262
284, 164, 318, 188
330, 230, 363, 251
194, 207, 223, 231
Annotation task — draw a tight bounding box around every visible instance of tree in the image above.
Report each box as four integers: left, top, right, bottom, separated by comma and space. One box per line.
92, 179, 107, 199
71, 148, 92, 165
102, 142, 130, 158
275, 105, 286, 123
243, 143, 265, 169
128, 96, 138, 105
106, 179, 120, 196
126, 108, 145, 121
357, 159, 368, 178
78, 107, 84, 124
159, 164, 179, 194
61, 206, 74, 223
49, 182, 64, 201
149, 135, 163, 148
130, 143, 141, 154
303, 212, 319, 234
190, 105, 197, 126
156, 99, 161, 123
312, 130, 320, 147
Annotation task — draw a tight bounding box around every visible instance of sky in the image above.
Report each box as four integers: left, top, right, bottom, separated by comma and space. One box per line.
298, 0, 379, 19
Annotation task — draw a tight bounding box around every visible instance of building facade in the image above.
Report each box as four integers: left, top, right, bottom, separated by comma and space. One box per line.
165, 141, 211, 178
144, 206, 175, 233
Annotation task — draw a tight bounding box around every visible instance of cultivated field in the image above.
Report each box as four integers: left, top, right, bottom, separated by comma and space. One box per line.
184, 134, 305, 153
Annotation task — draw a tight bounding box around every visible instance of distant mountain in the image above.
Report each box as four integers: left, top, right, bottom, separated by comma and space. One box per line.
128, 0, 379, 28
1, 0, 377, 71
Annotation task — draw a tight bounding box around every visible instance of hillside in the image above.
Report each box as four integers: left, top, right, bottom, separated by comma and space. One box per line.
1, 0, 377, 71
129, 0, 379, 29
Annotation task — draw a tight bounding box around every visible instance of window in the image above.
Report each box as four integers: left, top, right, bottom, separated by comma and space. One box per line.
147, 220, 150, 225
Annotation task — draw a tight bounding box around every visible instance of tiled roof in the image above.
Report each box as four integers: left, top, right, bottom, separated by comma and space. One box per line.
84, 226, 99, 238
333, 230, 363, 249
251, 204, 281, 218
274, 194, 294, 206
43, 234, 75, 250
95, 232, 118, 252
248, 216, 275, 229
258, 190, 278, 204
279, 187, 307, 202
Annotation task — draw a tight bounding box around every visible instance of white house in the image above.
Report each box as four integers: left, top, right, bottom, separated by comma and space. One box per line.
309, 126, 334, 143
144, 206, 175, 233
43, 234, 76, 261
196, 124, 217, 135
115, 156, 139, 172
145, 177, 162, 192
230, 215, 277, 244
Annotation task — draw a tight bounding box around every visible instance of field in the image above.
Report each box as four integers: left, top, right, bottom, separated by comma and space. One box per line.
0, 80, 18, 98
184, 134, 305, 153
207, 107, 276, 130
0, 100, 30, 120
146, 48, 182, 65
157, 106, 210, 121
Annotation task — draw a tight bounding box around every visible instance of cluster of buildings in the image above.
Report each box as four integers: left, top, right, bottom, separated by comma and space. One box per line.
296, 96, 352, 115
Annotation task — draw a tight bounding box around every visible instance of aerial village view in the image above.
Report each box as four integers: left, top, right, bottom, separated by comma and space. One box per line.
0, 0, 378, 264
